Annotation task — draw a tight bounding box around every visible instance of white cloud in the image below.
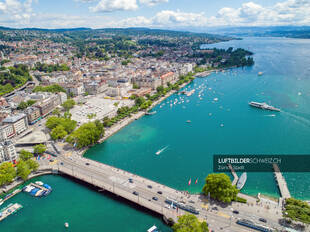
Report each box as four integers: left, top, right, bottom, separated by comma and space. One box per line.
90, 0, 138, 12
117, 0, 310, 28
0, 0, 309, 29
0, 0, 35, 25
139, 0, 168, 6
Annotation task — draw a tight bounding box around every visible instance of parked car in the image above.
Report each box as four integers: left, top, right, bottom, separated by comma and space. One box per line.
259, 218, 267, 223
212, 207, 218, 211
132, 191, 139, 196
147, 185, 152, 189
233, 210, 239, 214
128, 178, 133, 183
157, 191, 162, 195
152, 197, 158, 201
85, 162, 90, 166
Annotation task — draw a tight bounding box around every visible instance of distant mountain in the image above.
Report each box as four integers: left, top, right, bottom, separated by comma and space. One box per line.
207, 26, 310, 39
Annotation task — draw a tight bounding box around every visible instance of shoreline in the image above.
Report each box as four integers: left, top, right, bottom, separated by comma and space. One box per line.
78, 77, 199, 156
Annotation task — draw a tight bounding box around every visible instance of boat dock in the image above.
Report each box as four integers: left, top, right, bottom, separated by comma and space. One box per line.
29, 183, 49, 191
228, 164, 239, 186
2, 189, 21, 203
0, 203, 23, 222
273, 164, 291, 199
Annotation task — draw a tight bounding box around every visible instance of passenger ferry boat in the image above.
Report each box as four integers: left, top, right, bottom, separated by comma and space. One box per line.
249, 101, 280, 112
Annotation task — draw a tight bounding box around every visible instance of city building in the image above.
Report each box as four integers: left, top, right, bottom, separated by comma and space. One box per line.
0, 124, 15, 141
25, 107, 41, 125
160, 72, 177, 86
132, 76, 162, 90
0, 140, 17, 163
2, 113, 28, 135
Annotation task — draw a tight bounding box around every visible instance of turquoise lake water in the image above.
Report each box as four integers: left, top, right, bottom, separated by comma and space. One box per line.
85, 37, 310, 199
2, 37, 310, 232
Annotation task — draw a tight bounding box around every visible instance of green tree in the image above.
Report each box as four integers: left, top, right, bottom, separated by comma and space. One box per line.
0, 162, 16, 186
62, 99, 76, 111
133, 83, 140, 89
46, 116, 62, 130
135, 96, 145, 106
17, 101, 28, 110
19, 149, 33, 161
46, 116, 76, 134
172, 214, 208, 232
202, 173, 238, 203
156, 85, 164, 93
33, 144, 47, 155
16, 160, 31, 181
51, 125, 68, 140
66, 121, 104, 148
52, 108, 61, 117
26, 159, 39, 171
284, 198, 310, 224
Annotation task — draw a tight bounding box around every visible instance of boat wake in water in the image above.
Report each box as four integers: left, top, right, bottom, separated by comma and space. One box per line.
155, 146, 169, 155
281, 110, 310, 128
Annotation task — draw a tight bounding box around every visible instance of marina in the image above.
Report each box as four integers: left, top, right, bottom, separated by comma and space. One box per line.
0, 203, 23, 222
23, 182, 52, 197
1, 189, 22, 204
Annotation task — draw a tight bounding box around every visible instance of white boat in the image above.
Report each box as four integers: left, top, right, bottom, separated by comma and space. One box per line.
23, 185, 35, 193
237, 172, 247, 190
35, 190, 44, 197
147, 225, 158, 232
64, 222, 69, 228
0, 198, 3, 206
258, 72, 263, 76
155, 146, 168, 155
35, 181, 44, 186
146, 111, 157, 115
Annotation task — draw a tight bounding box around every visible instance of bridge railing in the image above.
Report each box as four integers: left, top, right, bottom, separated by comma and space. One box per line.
57, 164, 180, 219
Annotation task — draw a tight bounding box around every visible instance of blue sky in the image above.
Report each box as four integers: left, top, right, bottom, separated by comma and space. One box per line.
0, 0, 309, 29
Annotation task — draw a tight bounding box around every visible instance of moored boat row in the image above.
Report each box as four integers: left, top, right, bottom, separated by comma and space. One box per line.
22, 182, 52, 197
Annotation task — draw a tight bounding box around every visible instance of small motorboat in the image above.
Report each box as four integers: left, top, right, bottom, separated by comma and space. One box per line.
64, 222, 69, 228
35, 181, 44, 186
147, 225, 158, 232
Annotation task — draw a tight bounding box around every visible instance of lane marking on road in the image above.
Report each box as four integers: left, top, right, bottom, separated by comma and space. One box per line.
218, 212, 230, 219
49, 160, 58, 165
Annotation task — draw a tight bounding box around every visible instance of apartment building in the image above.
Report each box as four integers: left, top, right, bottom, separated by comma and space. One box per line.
2, 113, 28, 135
0, 140, 17, 163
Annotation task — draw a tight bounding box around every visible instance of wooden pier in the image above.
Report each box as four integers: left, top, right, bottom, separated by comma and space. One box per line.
0, 203, 23, 222
30, 183, 49, 191
228, 164, 239, 186
273, 164, 291, 199
2, 189, 21, 203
